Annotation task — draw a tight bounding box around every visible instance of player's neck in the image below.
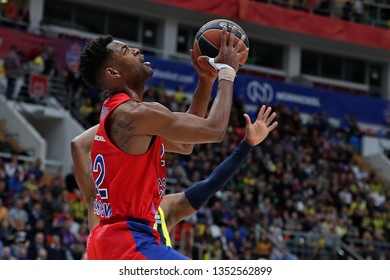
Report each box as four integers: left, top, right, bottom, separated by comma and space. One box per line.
124, 86, 143, 102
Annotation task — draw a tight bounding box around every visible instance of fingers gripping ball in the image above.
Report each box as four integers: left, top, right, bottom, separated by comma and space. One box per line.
193, 19, 250, 66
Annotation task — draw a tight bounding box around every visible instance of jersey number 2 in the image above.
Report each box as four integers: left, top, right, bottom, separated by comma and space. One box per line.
93, 154, 108, 199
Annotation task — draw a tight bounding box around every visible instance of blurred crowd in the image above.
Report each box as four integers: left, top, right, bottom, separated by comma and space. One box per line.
0, 39, 101, 130
0, 0, 29, 30
162, 95, 390, 260
0, 154, 87, 260
0, 43, 57, 101
255, 0, 390, 28
0, 77, 389, 260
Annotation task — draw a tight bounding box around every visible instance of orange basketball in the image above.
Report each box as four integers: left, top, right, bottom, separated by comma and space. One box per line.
193, 19, 249, 66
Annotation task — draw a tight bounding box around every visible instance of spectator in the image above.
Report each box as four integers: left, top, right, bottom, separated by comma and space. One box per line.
353, 0, 364, 22
7, 170, 24, 197
47, 234, 66, 260
64, 167, 78, 193
17, 4, 29, 25
27, 158, 44, 184
0, 219, 13, 246
16, 245, 28, 260
70, 241, 85, 260
85, 103, 101, 127
28, 52, 44, 74
5, 155, 23, 180
69, 189, 86, 223
27, 232, 47, 260
3, 45, 23, 99
256, 234, 273, 259
61, 218, 76, 251
8, 198, 28, 227
78, 97, 94, 125
36, 247, 48, 260
28, 218, 47, 243
42, 46, 57, 76
0, 198, 8, 224
0, 245, 15, 259
209, 238, 225, 260
0, 59, 7, 95
5, 2, 18, 22
342, 0, 353, 20
28, 202, 44, 227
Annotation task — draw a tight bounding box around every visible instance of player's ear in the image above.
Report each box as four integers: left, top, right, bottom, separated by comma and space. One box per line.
105, 67, 120, 78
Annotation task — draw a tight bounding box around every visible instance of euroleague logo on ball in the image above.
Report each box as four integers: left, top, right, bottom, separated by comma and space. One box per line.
194, 19, 249, 66
218, 21, 243, 35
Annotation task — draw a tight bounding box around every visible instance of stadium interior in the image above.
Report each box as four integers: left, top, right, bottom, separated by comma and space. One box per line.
0, 0, 389, 260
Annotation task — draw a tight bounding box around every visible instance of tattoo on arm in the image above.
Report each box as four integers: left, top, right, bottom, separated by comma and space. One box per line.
116, 119, 136, 133
108, 118, 136, 150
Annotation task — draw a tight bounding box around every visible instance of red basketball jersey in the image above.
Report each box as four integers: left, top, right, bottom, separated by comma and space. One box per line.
90, 93, 166, 228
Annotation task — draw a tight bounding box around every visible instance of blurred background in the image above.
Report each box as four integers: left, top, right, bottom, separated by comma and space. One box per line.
0, 0, 389, 260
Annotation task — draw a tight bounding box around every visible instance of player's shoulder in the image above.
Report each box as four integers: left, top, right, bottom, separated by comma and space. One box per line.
118, 100, 171, 117
117, 100, 164, 111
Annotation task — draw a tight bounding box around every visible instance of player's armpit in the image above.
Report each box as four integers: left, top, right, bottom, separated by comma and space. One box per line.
163, 140, 193, 155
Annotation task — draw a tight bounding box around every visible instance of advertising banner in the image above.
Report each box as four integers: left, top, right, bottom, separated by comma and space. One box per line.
235, 75, 390, 126
146, 55, 389, 126
146, 56, 199, 93
151, 0, 390, 50
29, 74, 49, 97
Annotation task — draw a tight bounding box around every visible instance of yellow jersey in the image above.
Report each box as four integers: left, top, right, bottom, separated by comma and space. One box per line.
154, 207, 172, 247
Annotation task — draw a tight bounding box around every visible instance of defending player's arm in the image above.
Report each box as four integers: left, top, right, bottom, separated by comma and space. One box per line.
164, 49, 216, 155
71, 125, 100, 231
160, 106, 278, 232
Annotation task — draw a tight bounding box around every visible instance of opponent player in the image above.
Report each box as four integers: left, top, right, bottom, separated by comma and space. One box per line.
71, 106, 278, 248
76, 27, 248, 259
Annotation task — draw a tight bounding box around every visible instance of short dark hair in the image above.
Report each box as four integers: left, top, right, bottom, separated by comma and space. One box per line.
78, 35, 114, 88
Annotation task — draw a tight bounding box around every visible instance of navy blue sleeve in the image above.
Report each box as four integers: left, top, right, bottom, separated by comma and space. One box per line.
184, 140, 253, 210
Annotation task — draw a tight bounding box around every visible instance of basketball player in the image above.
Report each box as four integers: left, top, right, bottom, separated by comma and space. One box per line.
71, 105, 277, 248
76, 27, 247, 260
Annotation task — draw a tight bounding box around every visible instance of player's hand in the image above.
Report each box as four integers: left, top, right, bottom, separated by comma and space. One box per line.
214, 26, 248, 73
244, 105, 278, 146
197, 26, 248, 74
190, 49, 217, 82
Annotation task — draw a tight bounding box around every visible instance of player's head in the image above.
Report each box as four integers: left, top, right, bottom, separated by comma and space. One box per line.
79, 35, 113, 88
79, 34, 153, 92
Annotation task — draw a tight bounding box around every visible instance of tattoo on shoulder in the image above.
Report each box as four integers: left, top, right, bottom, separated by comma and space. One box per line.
108, 125, 120, 138
107, 118, 136, 150
115, 119, 136, 133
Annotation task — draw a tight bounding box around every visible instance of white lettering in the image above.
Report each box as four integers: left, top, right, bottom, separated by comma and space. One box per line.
276, 92, 321, 107
153, 69, 195, 84
94, 135, 106, 142
93, 199, 112, 218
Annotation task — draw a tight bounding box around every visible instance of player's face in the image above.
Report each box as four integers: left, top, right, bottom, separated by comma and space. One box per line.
106, 40, 153, 82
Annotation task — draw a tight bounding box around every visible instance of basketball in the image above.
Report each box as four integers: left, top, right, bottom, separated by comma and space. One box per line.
193, 19, 249, 66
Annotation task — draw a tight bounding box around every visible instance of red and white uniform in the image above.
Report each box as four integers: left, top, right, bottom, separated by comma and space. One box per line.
86, 93, 186, 259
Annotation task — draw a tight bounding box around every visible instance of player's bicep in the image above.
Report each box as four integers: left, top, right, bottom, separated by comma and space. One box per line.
133, 103, 222, 144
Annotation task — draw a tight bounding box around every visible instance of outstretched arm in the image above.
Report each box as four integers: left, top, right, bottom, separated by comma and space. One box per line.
71, 125, 100, 231
161, 105, 278, 232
